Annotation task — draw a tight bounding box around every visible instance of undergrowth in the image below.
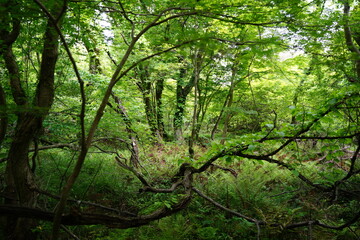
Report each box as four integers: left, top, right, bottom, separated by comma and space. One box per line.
18, 143, 360, 239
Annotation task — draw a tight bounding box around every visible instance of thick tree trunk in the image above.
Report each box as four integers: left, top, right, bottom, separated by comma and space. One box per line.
5, 115, 40, 240
197, 75, 215, 140
143, 89, 159, 137
0, 1, 66, 239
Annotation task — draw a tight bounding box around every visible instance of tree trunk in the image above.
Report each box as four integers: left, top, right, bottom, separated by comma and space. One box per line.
343, 1, 360, 82
110, 92, 140, 167
83, 33, 102, 75
174, 57, 195, 142
197, 71, 217, 140
220, 71, 235, 144
0, 85, 7, 145
83, 33, 140, 166
189, 50, 203, 158
0, 1, 66, 239
155, 77, 168, 140
211, 59, 240, 141
211, 91, 230, 140
136, 64, 162, 140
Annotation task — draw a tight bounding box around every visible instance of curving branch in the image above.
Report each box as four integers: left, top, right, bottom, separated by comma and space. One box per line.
116, 156, 194, 194
193, 187, 360, 231
108, 92, 140, 167
32, 187, 136, 217
0, 198, 191, 228
0, 5, 26, 106
117, 0, 135, 38
192, 187, 263, 224
264, 98, 347, 157
194, 95, 358, 193
115, 38, 202, 82
115, 156, 150, 187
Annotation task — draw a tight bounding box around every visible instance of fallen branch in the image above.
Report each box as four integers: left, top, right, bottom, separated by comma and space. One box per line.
192, 187, 263, 224
192, 187, 360, 231
210, 164, 238, 177
0, 198, 191, 228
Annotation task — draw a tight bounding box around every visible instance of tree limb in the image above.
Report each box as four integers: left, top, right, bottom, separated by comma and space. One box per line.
192, 187, 263, 224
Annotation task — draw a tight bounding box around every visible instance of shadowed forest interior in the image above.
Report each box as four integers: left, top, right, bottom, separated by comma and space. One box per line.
0, 0, 360, 239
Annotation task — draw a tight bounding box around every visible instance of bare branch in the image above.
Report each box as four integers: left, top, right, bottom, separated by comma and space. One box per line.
0, 198, 191, 228
115, 156, 150, 187
264, 98, 345, 157
192, 187, 264, 224
345, 137, 360, 177
60, 225, 80, 240
193, 187, 360, 231
116, 157, 191, 194
116, 39, 201, 82
210, 164, 238, 177
259, 110, 277, 142
29, 143, 78, 152
117, 0, 135, 38
33, 187, 135, 216
285, 210, 360, 230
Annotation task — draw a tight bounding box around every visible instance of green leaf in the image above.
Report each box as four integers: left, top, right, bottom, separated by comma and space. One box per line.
292, 170, 299, 176
225, 156, 233, 164
277, 131, 285, 137
248, 144, 256, 151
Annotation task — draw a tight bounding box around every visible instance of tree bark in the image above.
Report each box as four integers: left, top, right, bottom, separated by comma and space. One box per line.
0, 85, 7, 146
136, 64, 162, 140
82, 31, 141, 166
0, 1, 66, 239
155, 77, 168, 140
211, 90, 230, 140
110, 92, 140, 167
189, 50, 203, 158
343, 1, 360, 82
82, 32, 102, 75
220, 75, 235, 144
174, 56, 195, 141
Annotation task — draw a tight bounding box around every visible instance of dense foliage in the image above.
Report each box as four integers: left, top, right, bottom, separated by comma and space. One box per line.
0, 0, 359, 239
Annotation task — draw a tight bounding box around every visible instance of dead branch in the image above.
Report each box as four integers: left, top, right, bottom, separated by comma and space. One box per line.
210, 164, 238, 177
192, 187, 263, 224
193, 187, 360, 231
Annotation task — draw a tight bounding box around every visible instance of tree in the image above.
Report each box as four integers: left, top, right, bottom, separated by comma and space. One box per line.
0, 0, 359, 239
0, 1, 66, 238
